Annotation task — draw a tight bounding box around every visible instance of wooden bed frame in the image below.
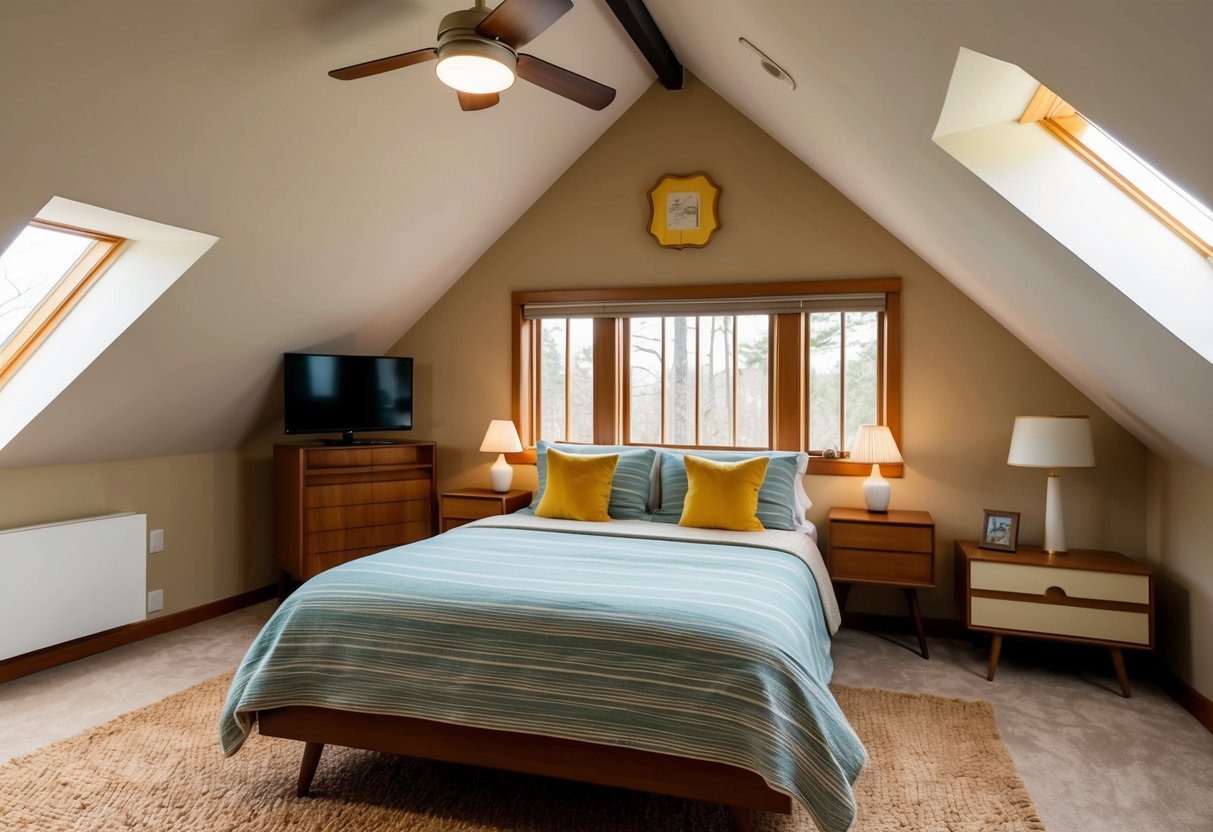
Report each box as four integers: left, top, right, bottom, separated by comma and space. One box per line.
258, 706, 793, 832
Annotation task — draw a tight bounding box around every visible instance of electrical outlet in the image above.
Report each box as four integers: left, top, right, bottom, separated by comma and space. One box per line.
147, 589, 164, 613
149, 529, 165, 554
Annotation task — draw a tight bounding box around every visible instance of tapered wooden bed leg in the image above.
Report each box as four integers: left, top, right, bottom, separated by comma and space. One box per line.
728, 805, 753, 832
296, 741, 324, 797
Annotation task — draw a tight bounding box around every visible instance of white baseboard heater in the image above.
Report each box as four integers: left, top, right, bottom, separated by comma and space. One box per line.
0, 512, 147, 661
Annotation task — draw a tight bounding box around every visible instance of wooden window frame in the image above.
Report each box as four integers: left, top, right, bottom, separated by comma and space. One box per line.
1020, 84, 1213, 259
511, 279, 902, 476
0, 220, 125, 390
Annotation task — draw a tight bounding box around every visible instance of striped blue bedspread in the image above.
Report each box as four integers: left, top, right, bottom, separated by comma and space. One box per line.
219, 516, 865, 832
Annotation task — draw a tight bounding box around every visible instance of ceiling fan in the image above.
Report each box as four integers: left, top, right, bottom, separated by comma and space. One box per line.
328, 0, 616, 112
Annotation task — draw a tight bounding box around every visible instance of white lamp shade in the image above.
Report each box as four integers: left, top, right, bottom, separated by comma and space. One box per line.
849, 425, 903, 465
480, 420, 523, 454
1007, 416, 1094, 468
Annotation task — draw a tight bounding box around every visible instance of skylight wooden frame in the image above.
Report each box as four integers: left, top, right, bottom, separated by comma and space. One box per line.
511, 279, 902, 477
0, 220, 125, 390
1020, 84, 1213, 259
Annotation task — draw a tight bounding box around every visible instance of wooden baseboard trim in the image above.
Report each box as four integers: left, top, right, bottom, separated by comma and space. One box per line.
0, 584, 275, 684
1153, 665, 1213, 735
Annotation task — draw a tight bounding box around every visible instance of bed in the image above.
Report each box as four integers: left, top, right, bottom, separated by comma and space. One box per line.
220, 510, 864, 832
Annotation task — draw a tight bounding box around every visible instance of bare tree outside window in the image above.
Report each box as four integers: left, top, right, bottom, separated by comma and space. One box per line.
665, 316, 696, 445
735, 315, 769, 447
628, 317, 662, 444
539, 317, 593, 443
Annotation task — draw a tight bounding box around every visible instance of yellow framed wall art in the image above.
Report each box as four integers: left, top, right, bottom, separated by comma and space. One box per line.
647, 172, 721, 249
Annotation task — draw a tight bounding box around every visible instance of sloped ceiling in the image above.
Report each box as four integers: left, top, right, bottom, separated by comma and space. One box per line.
642, 0, 1213, 467
2, 0, 1211, 470
0, 0, 651, 468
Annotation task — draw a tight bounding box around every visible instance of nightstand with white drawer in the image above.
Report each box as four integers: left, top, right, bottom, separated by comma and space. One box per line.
955, 539, 1154, 697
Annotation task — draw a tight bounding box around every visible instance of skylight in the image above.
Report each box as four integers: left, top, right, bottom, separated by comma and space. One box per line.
0, 197, 219, 455
933, 48, 1213, 365
1020, 85, 1213, 259
0, 221, 123, 387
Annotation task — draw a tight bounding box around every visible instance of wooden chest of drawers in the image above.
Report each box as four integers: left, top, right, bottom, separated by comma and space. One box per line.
275, 442, 437, 582
955, 539, 1154, 696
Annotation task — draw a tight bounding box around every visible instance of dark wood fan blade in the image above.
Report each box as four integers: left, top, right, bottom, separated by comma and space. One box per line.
516, 53, 615, 110
476, 0, 572, 49
329, 47, 438, 80
457, 91, 500, 111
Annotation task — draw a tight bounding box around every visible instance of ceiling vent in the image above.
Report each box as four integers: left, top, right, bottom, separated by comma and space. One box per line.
739, 38, 795, 90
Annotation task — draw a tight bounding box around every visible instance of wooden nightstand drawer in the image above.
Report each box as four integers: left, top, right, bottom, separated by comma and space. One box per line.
442, 496, 510, 521
971, 561, 1150, 605
830, 522, 933, 554
439, 489, 533, 533
830, 548, 932, 585
971, 597, 1151, 646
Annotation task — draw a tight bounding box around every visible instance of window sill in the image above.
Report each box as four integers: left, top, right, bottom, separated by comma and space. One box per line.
807, 458, 903, 478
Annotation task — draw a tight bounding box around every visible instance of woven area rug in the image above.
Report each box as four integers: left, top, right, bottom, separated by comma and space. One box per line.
0, 674, 1044, 831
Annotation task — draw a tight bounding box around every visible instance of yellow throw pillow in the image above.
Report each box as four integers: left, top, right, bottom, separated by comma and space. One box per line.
679, 454, 768, 532
534, 448, 619, 522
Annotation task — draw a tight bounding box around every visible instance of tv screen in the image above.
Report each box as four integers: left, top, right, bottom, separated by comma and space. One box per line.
283, 353, 413, 442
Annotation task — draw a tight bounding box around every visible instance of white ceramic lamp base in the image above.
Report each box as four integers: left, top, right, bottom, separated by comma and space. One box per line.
863, 464, 891, 512
489, 453, 514, 493
1043, 473, 1067, 553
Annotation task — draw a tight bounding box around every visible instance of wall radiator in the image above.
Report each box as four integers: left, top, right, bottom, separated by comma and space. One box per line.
0, 513, 147, 661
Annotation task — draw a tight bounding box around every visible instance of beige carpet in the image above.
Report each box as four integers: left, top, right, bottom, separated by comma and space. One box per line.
0, 674, 1043, 831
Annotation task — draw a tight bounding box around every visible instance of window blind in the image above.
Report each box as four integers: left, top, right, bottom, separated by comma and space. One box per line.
521, 293, 886, 320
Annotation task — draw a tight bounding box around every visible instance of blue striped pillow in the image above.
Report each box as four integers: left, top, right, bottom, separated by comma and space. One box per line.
652, 450, 806, 531
520, 441, 658, 521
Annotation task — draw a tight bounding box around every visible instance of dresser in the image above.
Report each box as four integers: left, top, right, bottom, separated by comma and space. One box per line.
274, 442, 437, 585
826, 507, 936, 658
955, 539, 1154, 697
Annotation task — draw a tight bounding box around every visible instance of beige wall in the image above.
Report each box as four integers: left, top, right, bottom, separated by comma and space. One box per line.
389, 75, 1148, 618
1147, 454, 1213, 698
0, 450, 275, 618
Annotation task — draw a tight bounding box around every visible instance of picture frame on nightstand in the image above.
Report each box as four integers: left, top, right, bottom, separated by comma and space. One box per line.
979, 509, 1020, 552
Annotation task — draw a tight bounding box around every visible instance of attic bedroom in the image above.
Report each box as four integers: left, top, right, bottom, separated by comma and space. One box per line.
1, 1, 1211, 830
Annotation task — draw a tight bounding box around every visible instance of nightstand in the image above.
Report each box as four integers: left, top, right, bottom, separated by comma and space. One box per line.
826, 507, 935, 659
439, 488, 532, 532
955, 540, 1155, 697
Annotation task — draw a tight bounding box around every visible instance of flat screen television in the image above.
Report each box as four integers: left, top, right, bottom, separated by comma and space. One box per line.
283, 353, 413, 444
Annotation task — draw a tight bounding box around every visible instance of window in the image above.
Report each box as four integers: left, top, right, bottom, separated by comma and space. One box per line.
512, 279, 902, 475
537, 317, 595, 443
807, 310, 879, 455
626, 314, 769, 447
1020, 84, 1213, 259
0, 220, 124, 389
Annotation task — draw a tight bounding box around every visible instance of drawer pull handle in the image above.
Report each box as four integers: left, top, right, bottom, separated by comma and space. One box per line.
1043, 586, 1069, 603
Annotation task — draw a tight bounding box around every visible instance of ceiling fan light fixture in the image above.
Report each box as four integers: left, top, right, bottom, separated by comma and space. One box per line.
436, 39, 517, 94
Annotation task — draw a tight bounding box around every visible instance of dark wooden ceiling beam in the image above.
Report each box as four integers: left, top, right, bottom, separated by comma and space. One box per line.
601, 0, 683, 90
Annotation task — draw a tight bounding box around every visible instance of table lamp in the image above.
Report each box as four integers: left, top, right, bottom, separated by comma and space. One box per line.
1007, 416, 1094, 554
480, 419, 523, 492
850, 425, 903, 512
